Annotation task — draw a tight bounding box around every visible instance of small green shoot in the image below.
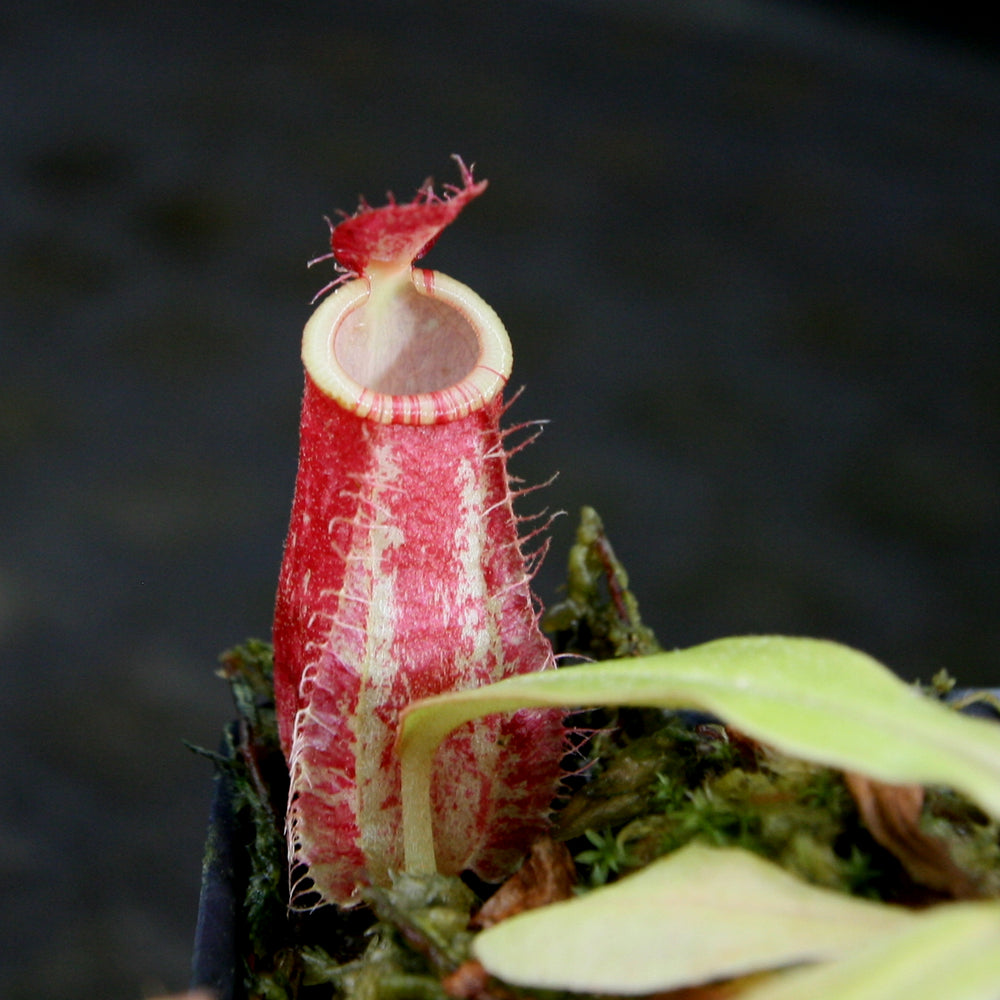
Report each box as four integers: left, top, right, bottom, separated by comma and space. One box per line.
574, 828, 636, 886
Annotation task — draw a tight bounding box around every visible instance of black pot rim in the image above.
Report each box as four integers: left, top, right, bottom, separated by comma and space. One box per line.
191, 722, 242, 1000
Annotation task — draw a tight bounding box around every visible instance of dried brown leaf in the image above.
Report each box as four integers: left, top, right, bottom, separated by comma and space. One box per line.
647, 971, 776, 999
844, 771, 980, 899
441, 959, 522, 1000
471, 835, 576, 929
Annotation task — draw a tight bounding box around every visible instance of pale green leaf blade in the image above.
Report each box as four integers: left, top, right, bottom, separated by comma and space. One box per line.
737, 899, 1000, 1000
472, 843, 917, 995
398, 636, 1000, 873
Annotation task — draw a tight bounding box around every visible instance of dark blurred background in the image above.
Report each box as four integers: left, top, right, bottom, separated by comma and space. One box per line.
2, 1, 998, 996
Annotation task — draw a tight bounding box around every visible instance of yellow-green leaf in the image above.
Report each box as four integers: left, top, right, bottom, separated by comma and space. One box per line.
737, 898, 1000, 1000
472, 843, 916, 995
397, 636, 1000, 875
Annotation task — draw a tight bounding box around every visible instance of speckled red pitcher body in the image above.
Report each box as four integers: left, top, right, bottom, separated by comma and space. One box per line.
273, 164, 565, 907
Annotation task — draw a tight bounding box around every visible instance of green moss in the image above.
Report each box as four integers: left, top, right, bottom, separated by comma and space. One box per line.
561, 713, 1000, 905
560, 718, 879, 895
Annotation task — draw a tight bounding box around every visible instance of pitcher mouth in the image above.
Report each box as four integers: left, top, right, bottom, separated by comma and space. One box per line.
301, 269, 512, 425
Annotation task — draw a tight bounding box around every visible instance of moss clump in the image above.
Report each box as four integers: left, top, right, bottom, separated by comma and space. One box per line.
543, 505, 659, 661
558, 718, 904, 900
